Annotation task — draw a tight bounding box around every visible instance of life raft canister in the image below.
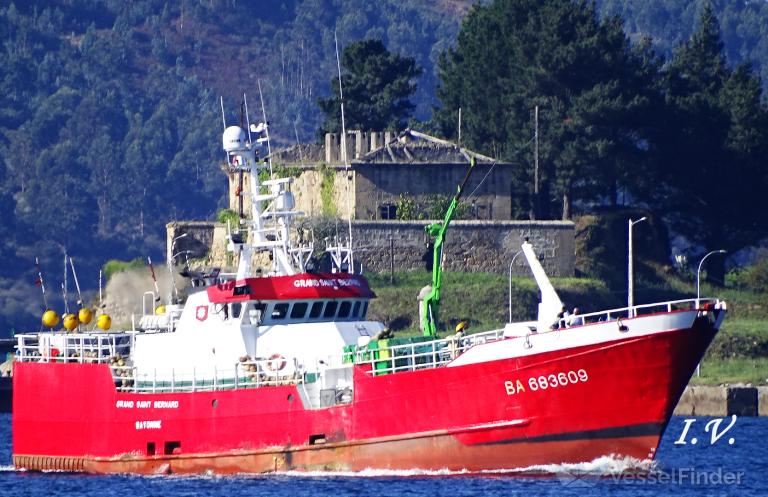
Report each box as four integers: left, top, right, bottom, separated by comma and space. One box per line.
267, 353, 287, 371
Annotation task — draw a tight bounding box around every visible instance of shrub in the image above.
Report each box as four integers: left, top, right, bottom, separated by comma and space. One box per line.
103, 258, 145, 281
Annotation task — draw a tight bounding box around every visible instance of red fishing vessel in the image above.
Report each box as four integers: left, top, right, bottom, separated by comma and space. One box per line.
12, 116, 727, 475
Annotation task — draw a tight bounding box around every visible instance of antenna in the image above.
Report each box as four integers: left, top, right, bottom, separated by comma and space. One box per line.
334, 30, 354, 266
220, 96, 227, 131
534, 105, 539, 220
63, 249, 69, 313
458, 107, 462, 147
244, 93, 253, 144
334, 30, 348, 167
69, 257, 84, 307
257, 79, 273, 178
294, 118, 305, 165
99, 269, 104, 309
35, 257, 48, 309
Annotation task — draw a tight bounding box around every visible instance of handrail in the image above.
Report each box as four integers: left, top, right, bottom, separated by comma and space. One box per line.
354, 328, 506, 376
15, 332, 134, 364
573, 297, 722, 326
121, 359, 306, 393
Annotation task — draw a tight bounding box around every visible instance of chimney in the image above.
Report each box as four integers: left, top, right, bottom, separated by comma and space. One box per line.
325, 133, 339, 163
370, 131, 382, 151
354, 130, 371, 159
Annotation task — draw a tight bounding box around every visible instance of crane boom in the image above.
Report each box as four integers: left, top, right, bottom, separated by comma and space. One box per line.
421, 157, 476, 336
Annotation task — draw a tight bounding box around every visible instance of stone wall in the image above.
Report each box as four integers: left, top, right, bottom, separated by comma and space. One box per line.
352, 220, 575, 276
225, 167, 354, 219
166, 221, 220, 265
166, 219, 575, 277
353, 162, 516, 221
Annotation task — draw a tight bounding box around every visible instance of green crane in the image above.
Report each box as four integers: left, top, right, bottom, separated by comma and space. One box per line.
421, 157, 477, 337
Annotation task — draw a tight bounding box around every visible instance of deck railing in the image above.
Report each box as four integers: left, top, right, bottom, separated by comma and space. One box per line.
15, 332, 134, 364
567, 297, 723, 327
354, 328, 506, 376
119, 360, 306, 393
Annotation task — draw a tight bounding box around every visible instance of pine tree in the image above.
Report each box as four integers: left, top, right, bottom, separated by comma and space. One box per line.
658, 5, 768, 283
317, 39, 422, 137
434, 0, 659, 220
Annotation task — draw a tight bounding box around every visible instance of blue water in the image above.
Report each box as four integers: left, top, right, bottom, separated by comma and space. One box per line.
0, 414, 764, 496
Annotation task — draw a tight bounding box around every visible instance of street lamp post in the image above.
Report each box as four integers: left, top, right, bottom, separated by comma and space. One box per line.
172, 250, 193, 264
168, 233, 189, 266
508, 250, 524, 323
628, 217, 647, 316
694, 249, 726, 378
697, 250, 727, 301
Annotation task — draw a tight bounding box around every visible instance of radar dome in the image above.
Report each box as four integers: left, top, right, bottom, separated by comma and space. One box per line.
223, 126, 247, 152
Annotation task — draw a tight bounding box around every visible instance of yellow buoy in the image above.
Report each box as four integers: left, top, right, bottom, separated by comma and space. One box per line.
62, 313, 78, 331
97, 313, 112, 331
154, 305, 166, 315
78, 307, 93, 325
42, 309, 60, 329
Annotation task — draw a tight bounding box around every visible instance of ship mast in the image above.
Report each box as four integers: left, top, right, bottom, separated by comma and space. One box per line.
223, 99, 313, 279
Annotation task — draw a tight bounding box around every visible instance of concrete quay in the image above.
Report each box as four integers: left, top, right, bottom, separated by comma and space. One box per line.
674, 385, 768, 416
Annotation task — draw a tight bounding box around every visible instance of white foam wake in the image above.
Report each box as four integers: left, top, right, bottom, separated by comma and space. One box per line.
270, 454, 656, 478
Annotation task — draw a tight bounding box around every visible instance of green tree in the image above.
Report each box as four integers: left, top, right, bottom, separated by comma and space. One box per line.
656, 6, 768, 282
317, 38, 422, 137
434, 0, 659, 220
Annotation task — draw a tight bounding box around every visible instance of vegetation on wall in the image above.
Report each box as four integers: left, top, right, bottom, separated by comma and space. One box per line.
318, 164, 337, 216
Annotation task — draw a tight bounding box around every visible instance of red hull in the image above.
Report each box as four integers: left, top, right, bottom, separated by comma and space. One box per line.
13, 325, 715, 474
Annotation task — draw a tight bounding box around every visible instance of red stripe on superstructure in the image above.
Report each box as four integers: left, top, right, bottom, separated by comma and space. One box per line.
206, 273, 375, 302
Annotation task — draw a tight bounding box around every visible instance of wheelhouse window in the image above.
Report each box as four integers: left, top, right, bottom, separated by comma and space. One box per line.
272, 303, 289, 319
291, 302, 308, 319
323, 301, 338, 318
352, 301, 361, 318
309, 302, 323, 319
361, 302, 369, 318
338, 301, 351, 319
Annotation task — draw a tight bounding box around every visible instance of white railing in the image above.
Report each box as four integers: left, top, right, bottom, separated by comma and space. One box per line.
118, 359, 307, 393
354, 328, 506, 376
568, 297, 723, 327
15, 332, 134, 364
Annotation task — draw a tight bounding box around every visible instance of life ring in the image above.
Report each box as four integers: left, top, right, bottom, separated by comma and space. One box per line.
267, 353, 287, 371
